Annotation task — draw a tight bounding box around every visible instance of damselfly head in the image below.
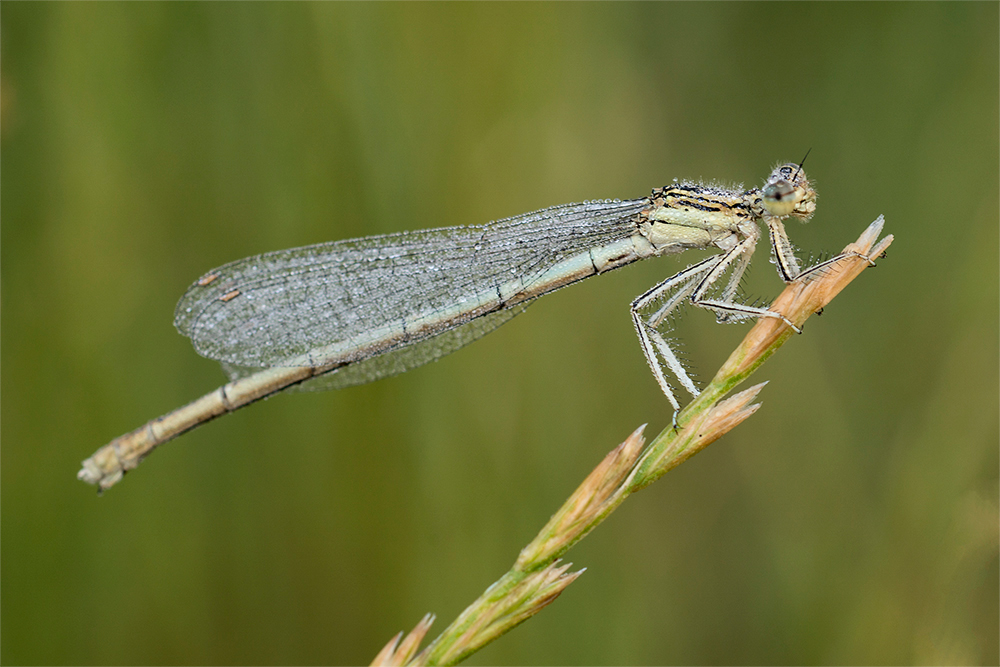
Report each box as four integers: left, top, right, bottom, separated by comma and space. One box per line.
762, 163, 817, 220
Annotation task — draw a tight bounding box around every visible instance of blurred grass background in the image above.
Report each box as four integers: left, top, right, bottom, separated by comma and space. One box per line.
2, 3, 997, 665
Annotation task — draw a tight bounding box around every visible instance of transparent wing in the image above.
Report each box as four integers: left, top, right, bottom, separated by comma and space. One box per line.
174, 198, 648, 370
222, 304, 530, 392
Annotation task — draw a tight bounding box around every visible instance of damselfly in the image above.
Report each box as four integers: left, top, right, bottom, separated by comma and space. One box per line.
79, 161, 851, 490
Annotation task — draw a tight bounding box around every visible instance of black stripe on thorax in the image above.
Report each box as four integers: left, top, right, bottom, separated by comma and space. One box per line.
667, 198, 724, 212
657, 186, 742, 206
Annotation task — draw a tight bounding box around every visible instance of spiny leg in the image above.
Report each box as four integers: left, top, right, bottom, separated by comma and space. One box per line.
690, 234, 801, 332
766, 217, 878, 285
633, 239, 794, 426
712, 235, 755, 324
631, 256, 722, 425
631, 225, 854, 425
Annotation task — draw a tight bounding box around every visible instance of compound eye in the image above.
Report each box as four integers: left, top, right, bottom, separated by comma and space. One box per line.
762, 179, 801, 217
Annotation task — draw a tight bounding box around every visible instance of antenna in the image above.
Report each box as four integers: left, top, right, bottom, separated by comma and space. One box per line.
793, 148, 812, 180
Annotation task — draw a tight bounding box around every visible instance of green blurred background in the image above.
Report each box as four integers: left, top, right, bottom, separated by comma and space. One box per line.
2, 3, 997, 665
